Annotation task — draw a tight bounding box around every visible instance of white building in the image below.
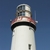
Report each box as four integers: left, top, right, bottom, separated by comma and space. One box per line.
10, 4, 36, 50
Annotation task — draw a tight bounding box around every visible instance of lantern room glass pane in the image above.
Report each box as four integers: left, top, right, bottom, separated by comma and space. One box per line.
18, 5, 25, 11
22, 11, 25, 16
18, 6, 22, 11
18, 11, 25, 16
18, 13, 20, 16
22, 5, 25, 10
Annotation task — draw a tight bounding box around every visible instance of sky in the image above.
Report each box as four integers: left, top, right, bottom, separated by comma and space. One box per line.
0, 0, 50, 50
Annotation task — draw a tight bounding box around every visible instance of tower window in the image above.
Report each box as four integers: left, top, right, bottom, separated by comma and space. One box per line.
28, 44, 31, 50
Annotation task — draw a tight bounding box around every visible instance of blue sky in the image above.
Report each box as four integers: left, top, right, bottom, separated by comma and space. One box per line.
0, 0, 50, 50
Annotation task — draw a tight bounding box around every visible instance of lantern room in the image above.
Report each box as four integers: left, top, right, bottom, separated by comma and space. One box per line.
16, 4, 32, 17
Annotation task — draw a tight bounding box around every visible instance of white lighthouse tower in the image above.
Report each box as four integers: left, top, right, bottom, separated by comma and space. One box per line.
10, 4, 36, 50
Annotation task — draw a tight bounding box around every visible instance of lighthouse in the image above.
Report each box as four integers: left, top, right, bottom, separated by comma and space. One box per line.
10, 4, 36, 50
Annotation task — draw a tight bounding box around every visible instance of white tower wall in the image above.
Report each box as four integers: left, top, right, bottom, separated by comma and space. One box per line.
11, 26, 36, 50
